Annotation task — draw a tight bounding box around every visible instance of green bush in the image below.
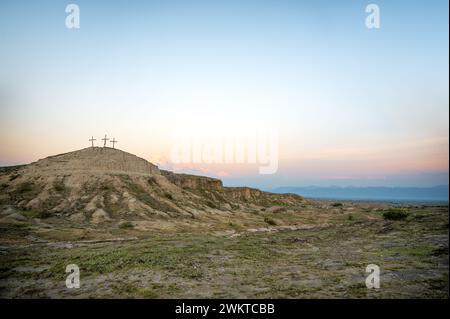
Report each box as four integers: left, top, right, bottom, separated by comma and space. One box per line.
383, 208, 409, 220
164, 193, 174, 200
9, 174, 20, 181
147, 177, 157, 185
332, 202, 343, 207
38, 211, 52, 219
264, 217, 277, 226
119, 222, 134, 229
101, 183, 114, 191
273, 207, 287, 214
206, 201, 217, 209
17, 182, 35, 193
53, 180, 66, 192
24, 210, 52, 219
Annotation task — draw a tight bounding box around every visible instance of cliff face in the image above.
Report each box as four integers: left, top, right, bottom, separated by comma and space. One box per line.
0, 147, 303, 226
161, 171, 302, 205
161, 170, 223, 191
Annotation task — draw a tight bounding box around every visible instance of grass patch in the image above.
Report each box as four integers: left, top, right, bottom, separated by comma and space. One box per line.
387, 245, 435, 257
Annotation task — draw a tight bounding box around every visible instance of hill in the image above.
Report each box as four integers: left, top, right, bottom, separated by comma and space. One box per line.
0, 147, 303, 237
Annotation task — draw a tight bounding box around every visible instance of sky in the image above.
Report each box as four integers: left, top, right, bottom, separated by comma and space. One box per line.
0, 0, 448, 188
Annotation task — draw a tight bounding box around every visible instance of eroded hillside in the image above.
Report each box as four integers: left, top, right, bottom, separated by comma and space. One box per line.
0, 147, 304, 240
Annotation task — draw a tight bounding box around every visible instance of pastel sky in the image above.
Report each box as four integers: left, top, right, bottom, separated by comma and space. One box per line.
0, 0, 448, 188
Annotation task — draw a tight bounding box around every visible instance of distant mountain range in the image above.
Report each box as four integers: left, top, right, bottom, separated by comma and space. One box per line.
271, 185, 449, 202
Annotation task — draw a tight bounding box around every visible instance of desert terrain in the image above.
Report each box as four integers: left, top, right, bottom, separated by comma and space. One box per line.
0, 148, 448, 298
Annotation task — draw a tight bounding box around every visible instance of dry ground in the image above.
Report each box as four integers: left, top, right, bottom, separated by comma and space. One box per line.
0, 202, 448, 298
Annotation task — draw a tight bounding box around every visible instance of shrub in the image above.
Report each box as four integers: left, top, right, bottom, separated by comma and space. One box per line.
38, 211, 52, 219
24, 210, 52, 219
206, 201, 217, 209
383, 208, 409, 220
273, 207, 287, 214
9, 174, 20, 181
101, 183, 114, 191
119, 222, 134, 229
17, 182, 35, 193
147, 177, 157, 186
53, 180, 66, 192
164, 193, 174, 200
332, 202, 343, 207
348, 214, 353, 221
264, 217, 277, 226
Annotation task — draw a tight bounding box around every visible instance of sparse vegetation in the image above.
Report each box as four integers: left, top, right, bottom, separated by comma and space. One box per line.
0, 204, 447, 298
120, 175, 174, 212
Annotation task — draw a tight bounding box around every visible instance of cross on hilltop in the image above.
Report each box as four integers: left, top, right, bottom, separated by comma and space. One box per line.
89, 136, 96, 147
89, 135, 119, 149
110, 138, 118, 149
101, 134, 109, 147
